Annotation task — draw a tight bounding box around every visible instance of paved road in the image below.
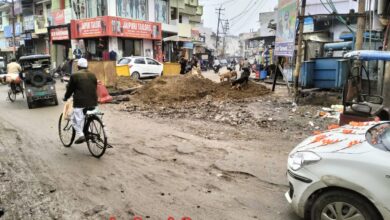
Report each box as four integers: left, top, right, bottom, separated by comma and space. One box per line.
0, 82, 300, 220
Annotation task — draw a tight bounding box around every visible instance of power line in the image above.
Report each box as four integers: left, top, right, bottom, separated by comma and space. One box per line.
229, 0, 257, 21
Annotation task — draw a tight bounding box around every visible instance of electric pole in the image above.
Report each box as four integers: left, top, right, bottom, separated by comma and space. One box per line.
11, 0, 16, 57
293, 0, 306, 97
215, 7, 224, 57
221, 19, 229, 57
352, 0, 366, 80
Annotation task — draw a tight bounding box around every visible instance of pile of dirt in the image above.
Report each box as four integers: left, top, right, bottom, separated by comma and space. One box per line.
114, 76, 143, 91
133, 75, 270, 104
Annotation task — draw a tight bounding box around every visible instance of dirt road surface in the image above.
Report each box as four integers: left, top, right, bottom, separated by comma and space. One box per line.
0, 82, 301, 220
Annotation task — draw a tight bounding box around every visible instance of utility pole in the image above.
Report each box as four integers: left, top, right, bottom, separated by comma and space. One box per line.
383, 10, 390, 106
352, 0, 366, 78
11, 0, 16, 57
215, 7, 224, 57
222, 19, 229, 57
293, 0, 306, 96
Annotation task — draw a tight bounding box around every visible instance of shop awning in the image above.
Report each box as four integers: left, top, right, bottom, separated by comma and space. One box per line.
163, 35, 192, 42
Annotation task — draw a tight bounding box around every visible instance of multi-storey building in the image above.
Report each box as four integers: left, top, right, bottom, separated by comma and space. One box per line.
0, 0, 52, 61
48, 0, 203, 67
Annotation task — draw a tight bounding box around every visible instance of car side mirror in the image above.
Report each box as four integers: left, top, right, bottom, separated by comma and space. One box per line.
362, 95, 383, 105
351, 103, 372, 114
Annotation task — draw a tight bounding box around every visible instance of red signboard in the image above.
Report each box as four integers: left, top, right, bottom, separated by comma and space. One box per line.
51, 27, 69, 41
110, 17, 162, 40
71, 16, 162, 40
52, 10, 65, 26
71, 17, 108, 39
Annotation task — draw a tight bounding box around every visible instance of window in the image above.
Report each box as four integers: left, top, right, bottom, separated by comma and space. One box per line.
155, 0, 168, 23
134, 58, 145, 64
118, 58, 131, 65
71, 0, 107, 19
147, 58, 159, 65
117, 0, 148, 20
122, 39, 142, 57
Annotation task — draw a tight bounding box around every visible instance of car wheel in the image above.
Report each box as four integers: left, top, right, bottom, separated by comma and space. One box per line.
54, 96, 59, 106
311, 190, 381, 220
131, 72, 140, 80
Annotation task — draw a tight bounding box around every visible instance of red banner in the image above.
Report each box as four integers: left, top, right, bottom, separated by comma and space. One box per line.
71, 16, 161, 40
52, 10, 65, 26
71, 17, 108, 39
51, 27, 69, 41
110, 17, 162, 40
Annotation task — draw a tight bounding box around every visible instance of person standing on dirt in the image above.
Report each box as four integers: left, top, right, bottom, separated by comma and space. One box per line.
179, 56, 187, 75
232, 58, 251, 87
63, 58, 98, 144
190, 56, 199, 68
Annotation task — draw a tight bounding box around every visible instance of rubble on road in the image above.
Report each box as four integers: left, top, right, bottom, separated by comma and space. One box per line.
132, 74, 270, 104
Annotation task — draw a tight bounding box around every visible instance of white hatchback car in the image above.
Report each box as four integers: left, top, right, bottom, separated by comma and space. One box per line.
286, 121, 390, 220
117, 56, 163, 79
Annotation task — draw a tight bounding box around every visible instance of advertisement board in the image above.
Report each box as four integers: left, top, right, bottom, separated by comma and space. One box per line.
71, 16, 162, 40
52, 10, 66, 26
71, 17, 108, 38
23, 15, 35, 31
275, 0, 297, 57
4, 23, 21, 38
51, 27, 69, 41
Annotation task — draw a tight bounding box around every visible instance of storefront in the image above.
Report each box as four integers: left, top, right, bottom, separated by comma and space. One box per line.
49, 25, 71, 67
70, 16, 162, 61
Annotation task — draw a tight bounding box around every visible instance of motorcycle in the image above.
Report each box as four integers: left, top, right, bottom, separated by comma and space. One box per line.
213, 64, 221, 74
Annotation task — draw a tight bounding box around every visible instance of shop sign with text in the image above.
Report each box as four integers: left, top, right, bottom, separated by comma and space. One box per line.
71, 16, 161, 40
52, 10, 65, 26
51, 27, 69, 41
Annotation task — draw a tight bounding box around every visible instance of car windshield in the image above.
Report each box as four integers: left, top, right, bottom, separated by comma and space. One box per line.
366, 122, 390, 151
21, 59, 51, 69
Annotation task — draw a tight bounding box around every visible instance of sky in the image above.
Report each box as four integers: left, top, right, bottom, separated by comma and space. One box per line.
199, 0, 278, 36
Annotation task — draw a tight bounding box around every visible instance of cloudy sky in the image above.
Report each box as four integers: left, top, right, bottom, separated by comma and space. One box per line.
199, 0, 278, 35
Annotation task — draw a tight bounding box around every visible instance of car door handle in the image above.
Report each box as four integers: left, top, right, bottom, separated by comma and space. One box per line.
386, 175, 390, 179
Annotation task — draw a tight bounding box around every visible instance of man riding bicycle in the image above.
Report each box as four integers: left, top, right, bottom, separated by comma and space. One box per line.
6, 58, 23, 92
63, 58, 98, 144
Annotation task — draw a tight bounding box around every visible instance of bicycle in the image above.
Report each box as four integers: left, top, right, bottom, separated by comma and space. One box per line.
58, 107, 111, 158
8, 82, 24, 102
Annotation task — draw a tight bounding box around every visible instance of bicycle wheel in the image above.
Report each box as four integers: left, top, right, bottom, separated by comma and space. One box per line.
8, 90, 16, 102
85, 116, 107, 158
58, 113, 75, 147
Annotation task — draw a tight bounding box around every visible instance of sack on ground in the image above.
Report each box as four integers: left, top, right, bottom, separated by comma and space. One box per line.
97, 81, 113, 104
4, 73, 21, 84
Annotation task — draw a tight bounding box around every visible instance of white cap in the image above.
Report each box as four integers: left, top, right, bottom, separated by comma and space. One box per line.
77, 58, 88, 68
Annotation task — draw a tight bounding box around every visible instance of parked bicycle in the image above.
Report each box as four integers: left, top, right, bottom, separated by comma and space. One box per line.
58, 107, 111, 158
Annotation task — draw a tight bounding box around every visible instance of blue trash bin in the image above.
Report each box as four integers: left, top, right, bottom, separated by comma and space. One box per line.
260, 70, 267, 80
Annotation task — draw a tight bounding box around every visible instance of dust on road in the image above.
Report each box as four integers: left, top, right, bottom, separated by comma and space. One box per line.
0, 82, 305, 220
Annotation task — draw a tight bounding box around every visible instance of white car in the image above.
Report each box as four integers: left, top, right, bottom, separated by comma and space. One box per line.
117, 56, 163, 79
286, 121, 390, 220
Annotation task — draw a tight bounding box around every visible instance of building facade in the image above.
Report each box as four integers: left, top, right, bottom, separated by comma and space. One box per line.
0, 0, 52, 61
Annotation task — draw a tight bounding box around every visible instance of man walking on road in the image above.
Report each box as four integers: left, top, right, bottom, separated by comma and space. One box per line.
63, 58, 98, 144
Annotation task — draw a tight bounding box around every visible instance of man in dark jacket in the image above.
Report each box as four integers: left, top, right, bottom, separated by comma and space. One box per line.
63, 58, 98, 144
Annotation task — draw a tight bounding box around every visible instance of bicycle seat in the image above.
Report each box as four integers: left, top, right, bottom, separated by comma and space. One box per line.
85, 107, 103, 116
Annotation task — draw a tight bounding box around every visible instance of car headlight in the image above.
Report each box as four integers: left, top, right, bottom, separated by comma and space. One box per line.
288, 151, 321, 171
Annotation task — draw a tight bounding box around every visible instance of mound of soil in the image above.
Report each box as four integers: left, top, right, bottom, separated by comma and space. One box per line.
115, 76, 143, 91
133, 75, 270, 104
